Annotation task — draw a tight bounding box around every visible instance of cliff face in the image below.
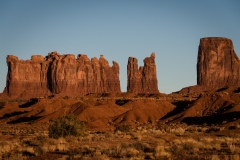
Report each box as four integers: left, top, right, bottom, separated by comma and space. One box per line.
127, 53, 159, 93
4, 52, 121, 98
197, 37, 240, 87
180, 37, 240, 93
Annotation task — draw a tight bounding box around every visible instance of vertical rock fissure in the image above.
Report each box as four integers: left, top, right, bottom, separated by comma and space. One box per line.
47, 61, 53, 93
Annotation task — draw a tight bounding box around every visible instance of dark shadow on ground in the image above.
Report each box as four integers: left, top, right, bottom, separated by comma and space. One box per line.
115, 99, 131, 106
233, 87, 240, 93
19, 98, 38, 108
0, 111, 28, 120
0, 102, 5, 109
160, 100, 194, 120
216, 87, 229, 92
181, 112, 240, 125
8, 116, 42, 124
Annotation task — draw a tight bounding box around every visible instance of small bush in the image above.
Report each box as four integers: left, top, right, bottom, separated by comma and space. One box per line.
114, 124, 132, 133
63, 96, 70, 99
228, 125, 238, 130
48, 114, 85, 139
170, 127, 185, 135
155, 145, 170, 158
205, 127, 220, 133
131, 142, 149, 152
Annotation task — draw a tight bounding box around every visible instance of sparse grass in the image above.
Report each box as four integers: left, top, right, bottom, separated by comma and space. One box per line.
0, 122, 239, 159
155, 145, 171, 158
170, 126, 185, 135
205, 126, 221, 133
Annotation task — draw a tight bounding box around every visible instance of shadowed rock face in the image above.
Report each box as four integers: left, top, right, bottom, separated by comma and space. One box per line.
180, 37, 240, 93
127, 52, 159, 93
4, 52, 121, 98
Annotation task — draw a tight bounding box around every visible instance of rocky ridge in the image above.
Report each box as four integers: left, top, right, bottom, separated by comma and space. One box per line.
127, 52, 159, 93
2, 37, 240, 97
4, 52, 121, 98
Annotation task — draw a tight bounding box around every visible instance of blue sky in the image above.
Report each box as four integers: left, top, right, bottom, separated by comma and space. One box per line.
0, 0, 239, 94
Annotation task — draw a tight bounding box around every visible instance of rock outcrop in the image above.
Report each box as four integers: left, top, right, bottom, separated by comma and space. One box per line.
180, 37, 240, 93
197, 37, 240, 87
127, 52, 159, 93
4, 52, 121, 98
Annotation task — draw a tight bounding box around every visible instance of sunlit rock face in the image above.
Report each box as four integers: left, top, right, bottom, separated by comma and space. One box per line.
4, 51, 121, 98
180, 37, 240, 93
127, 52, 159, 94
197, 37, 240, 87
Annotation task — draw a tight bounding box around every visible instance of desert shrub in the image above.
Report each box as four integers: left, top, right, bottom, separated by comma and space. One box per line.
205, 127, 220, 133
170, 127, 185, 135
228, 125, 238, 130
63, 96, 70, 99
168, 144, 180, 154
155, 145, 170, 158
67, 148, 83, 159
182, 142, 194, 152
211, 155, 220, 160
130, 142, 150, 152
48, 114, 85, 139
114, 124, 132, 133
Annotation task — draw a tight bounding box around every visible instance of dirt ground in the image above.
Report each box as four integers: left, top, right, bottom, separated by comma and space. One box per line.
0, 87, 240, 159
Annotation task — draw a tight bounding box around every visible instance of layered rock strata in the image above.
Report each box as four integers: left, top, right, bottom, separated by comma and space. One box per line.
4, 52, 121, 98
180, 37, 240, 93
127, 52, 159, 93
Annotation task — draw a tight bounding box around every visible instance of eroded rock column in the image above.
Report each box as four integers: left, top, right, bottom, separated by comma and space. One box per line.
127, 52, 159, 93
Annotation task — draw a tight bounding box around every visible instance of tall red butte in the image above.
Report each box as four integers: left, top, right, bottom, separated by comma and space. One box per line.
127, 52, 159, 93
180, 37, 240, 93
3, 52, 121, 98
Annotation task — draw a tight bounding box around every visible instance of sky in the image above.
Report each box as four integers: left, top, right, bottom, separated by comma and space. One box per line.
0, 0, 239, 94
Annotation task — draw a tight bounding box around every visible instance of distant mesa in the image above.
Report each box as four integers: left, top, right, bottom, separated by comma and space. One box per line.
3, 51, 121, 98
179, 37, 240, 93
127, 52, 159, 93
1, 37, 239, 98
2, 51, 160, 99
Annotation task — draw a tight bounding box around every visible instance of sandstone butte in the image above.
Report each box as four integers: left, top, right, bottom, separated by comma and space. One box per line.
1, 37, 239, 98
3, 52, 121, 98
180, 37, 240, 93
127, 52, 159, 94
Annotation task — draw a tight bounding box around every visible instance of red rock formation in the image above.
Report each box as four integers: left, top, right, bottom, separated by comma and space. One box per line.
4, 55, 52, 98
197, 37, 240, 87
3, 52, 121, 98
127, 52, 159, 93
180, 37, 240, 93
